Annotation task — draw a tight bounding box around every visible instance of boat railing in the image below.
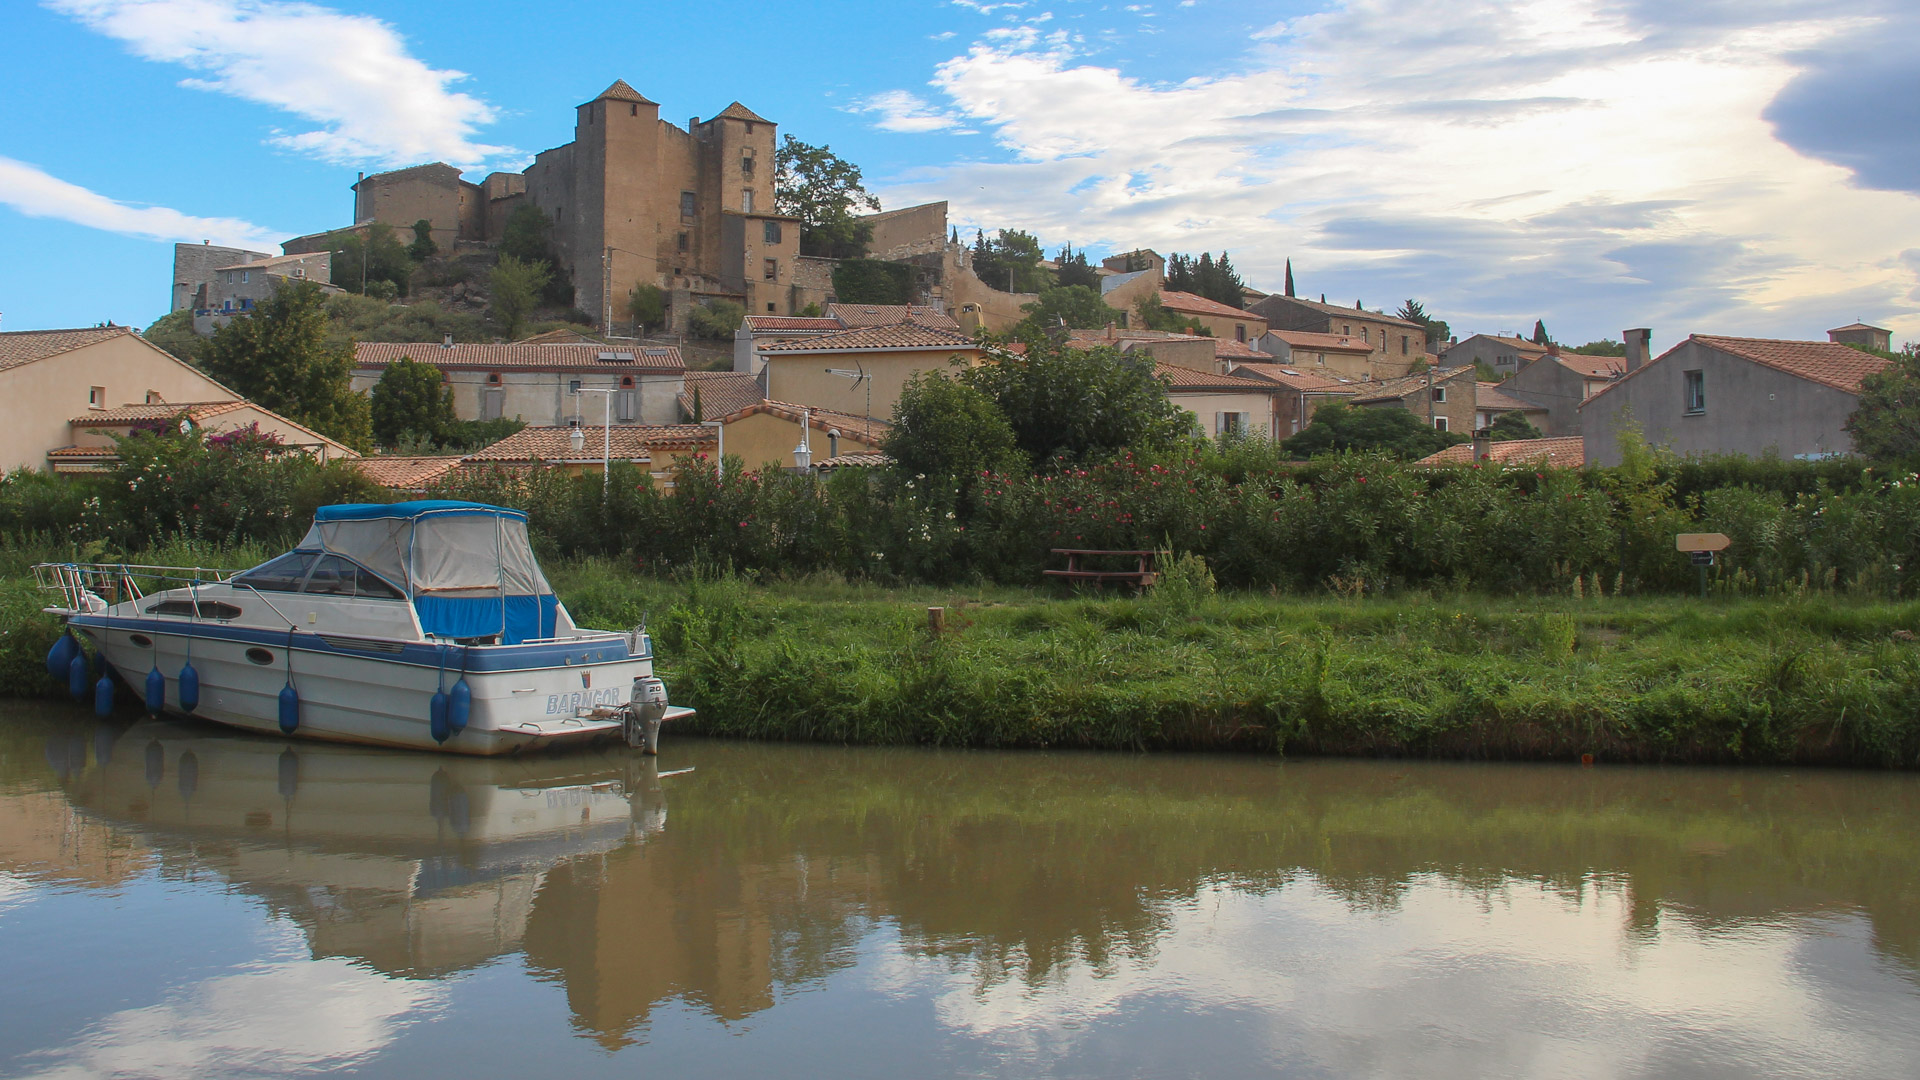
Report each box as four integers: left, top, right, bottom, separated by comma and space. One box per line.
33, 562, 237, 615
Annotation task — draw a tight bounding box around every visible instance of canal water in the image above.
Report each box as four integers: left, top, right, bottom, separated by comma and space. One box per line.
2, 704, 1917, 1079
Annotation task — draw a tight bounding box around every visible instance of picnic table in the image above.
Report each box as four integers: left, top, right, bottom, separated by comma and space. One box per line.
1043, 548, 1159, 588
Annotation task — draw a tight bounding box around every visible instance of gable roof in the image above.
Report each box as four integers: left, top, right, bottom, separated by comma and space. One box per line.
354, 341, 684, 373
1460, 333, 1550, 354
712, 101, 771, 124
744, 315, 842, 333
353, 455, 464, 490
824, 303, 962, 331
678, 370, 764, 421
464, 424, 714, 463
1265, 329, 1373, 353
1157, 290, 1258, 321
1829, 322, 1889, 334
0, 326, 136, 372
1254, 294, 1425, 330
1352, 366, 1475, 404
1475, 383, 1545, 413
594, 80, 655, 105
70, 401, 249, 426
1418, 437, 1586, 468
1580, 334, 1891, 409
714, 399, 890, 441
1210, 337, 1270, 360
1152, 362, 1283, 393
1548, 352, 1626, 379
759, 324, 978, 353
1229, 363, 1358, 393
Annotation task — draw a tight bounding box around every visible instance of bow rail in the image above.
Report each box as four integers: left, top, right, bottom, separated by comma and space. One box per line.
33, 562, 238, 616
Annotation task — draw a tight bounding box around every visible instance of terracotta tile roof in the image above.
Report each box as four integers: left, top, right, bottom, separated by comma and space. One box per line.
1829, 322, 1888, 333
679, 371, 764, 420
715, 399, 890, 441
353, 455, 464, 490
1419, 437, 1586, 468
515, 327, 606, 344
45, 446, 119, 474
0, 326, 135, 372
744, 316, 842, 333
1153, 362, 1283, 393
1580, 334, 1891, 409
463, 424, 714, 462
1265, 329, 1374, 353
1473, 334, 1551, 353
815, 453, 891, 470
1229, 363, 1357, 393
1210, 337, 1270, 360
1352, 367, 1474, 404
759, 324, 978, 353
354, 341, 684, 372
1157, 291, 1258, 321
1255, 295, 1425, 330
1474, 383, 1544, 413
70, 401, 247, 425
713, 101, 771, 124
1549, 352, 1627, 379
596, 80, 655, 105
825, 303, 963, 331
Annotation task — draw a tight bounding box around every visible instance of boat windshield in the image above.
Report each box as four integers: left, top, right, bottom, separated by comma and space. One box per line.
232, 551, 406, 600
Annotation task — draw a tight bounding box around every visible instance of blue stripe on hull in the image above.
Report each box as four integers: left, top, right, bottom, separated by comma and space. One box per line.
66, 615, 651, 673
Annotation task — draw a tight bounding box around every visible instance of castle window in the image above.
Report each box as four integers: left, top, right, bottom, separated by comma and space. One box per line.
1401, 335, 1409, 355
741, 189, 755, 214
741, 152, 755, 177
768, 303, 776, 312
630, 103, 637, 116
763, 258, 777, 281
763, 221, 781, 245
487, 372, 501, 385
745, 122, 754, 135
680, 191, 695, 219
677, 232, 689, 252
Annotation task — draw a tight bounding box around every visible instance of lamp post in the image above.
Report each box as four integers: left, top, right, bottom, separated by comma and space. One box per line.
575, 387, 615, 498
700, 420, 725, 481
792, 407, 813, 473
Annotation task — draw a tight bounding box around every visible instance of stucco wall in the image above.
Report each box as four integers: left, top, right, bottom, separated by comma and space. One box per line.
718, 410, 883, 471
351, 366, 683, 427
0, 335, 240, 472
1167, 389, 1278, 438
1440, 335, 1544, 375
1580, 341, 1864, 466
762, 347, 984, 424
1252, 297, 1426, 378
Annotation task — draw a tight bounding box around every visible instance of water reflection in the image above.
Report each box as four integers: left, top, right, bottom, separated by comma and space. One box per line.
2, 706, 1918, 1077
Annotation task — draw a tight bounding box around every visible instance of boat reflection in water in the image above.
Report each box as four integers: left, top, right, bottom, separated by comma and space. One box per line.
61, 720, 673, 979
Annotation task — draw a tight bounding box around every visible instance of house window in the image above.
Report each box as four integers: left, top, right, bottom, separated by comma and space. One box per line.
741, 189, 755, 214
1432, 386, 1447, 403
677, 231, 689, 252
1401, 335, 1409, 355
1434, 416, 1449, 432
1684, 370, 1706, 414
1215, 412, 1249, 436
763, 258, 777, 281
768, 303, 776, 312
1361, 327, 1369, 343
741, 152, 755, 177
145, 390, 161, 404
292, 268, 304, 279
680, 191, 696, 219
241, 270, 250, 283
763, 220, 781, 244
1235, 324, 1246, 342
487, 372, 501, 385
1343, 324, 1351, 335
630, 103, 638, 116
569, 379, 582, 395
88, 386, 105, 409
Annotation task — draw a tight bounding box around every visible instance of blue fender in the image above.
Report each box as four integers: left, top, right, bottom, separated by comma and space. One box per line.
278, 683, 300, 735
68, 652, 89, 699
449, 679, 471, 735
47, 633, 78, 679
178, 663, 199, 712
145, 667, 166, 715
429, 688, 449, 743
94, 673, 114, 717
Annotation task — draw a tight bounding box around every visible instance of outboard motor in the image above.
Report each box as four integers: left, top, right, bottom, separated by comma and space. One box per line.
623, 677, 669, 755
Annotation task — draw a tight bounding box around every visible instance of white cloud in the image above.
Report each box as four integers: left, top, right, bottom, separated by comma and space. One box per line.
0, 156, 285, 249
870, 0, 1920, 344
47, 0, 510, 169
849, 89, 967, 134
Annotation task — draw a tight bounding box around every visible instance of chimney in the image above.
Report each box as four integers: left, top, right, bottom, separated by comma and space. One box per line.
441, 333, 453, 348
1546, 342, 1561, 357
1473, 429, 1492, 461
1623, 328, 1651, 372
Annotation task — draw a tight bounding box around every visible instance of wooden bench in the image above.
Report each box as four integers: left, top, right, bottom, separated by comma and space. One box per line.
1043, 548, 1159, 588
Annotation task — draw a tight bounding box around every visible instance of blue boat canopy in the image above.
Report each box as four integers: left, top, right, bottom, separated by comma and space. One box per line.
298, 501, 556, 644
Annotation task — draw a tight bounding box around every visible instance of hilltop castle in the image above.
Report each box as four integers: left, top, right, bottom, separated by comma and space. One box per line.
286, 80, 798, 332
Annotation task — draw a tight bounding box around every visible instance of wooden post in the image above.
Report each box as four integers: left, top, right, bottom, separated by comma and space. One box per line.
927, 606, 945, 637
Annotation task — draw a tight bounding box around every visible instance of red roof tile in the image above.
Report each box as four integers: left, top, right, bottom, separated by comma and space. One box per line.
824, 304, 963, 331
354, 342, 685, 372
1265, 329, 1373, 353
1474, 383, 1544, 413
1689, 335, 1889, 393
70, 401, 248, 425
463, 424, 714, 462
353, 455, 464, 490
1210, 337, 1270, 360
1419, 437, 1586, 468
759, 324, 978, 353
1230, 363, 1357, 393
1157, 291, 1259, 321
744, 316, 842, 333
679, 371, 764, 420
1352, 366, 1475, 404
1549, 352, 1627, 379
1153, 362, 1283, 393
0, 326, 136, 372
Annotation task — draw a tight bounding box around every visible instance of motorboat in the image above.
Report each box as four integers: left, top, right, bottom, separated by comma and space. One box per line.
37, 500, 691, 755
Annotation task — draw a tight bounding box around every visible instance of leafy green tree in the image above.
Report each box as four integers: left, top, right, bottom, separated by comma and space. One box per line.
203, 280, 371, 450
964, 333, 1194, 464
1395, 299, 1451, 347
628, 284, 666, 334
407, 219, 437, 261
1489, 411, 1544, 441
1133, 294, 1209, 335
500, 205, 574, 306
1164, 251, 1246, 308
326, 223, 414, 297
884, 371, 1025, 503
1018, 286, 1121, 333
796, 302, 823, 317
832, 259, 912, 304
1280, 402, 1465, 460
1844, 344, 1920, 464
775, 135, 881, 258
321, 294, 486, 349
441, 417, 526, 452
1473, 359, 1502, 383
971, 229, 1050, 293
1053, 245, 1100, 290
490, 255, 552, 340
143, 310, 204, 364
689, 299, 746, 339
1569, 339, 1626, 356
369, 356, 457, 447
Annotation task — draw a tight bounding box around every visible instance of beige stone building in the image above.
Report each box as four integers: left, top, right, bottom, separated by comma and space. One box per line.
1154, 363, 1284, 438
51, 401, 356, 474
1256, 329, 1376, 379
351, 340, 686, 427
0, 326, 354, 473
1156, 291, 1268, 344
756, 324, 987, 431
708, 401, 888, 471
1249, 295, 1427, 376
311, 81, 800, 334
1352, 366, 1479, 435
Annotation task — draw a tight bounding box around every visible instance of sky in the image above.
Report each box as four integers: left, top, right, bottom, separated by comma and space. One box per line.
1, 0, 1916, 348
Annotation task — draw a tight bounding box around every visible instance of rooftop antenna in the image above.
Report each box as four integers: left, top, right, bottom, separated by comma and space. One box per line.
824, 361, 872, 440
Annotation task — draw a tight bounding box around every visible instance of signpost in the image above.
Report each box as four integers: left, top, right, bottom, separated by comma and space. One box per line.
1676, 533, 1732, 599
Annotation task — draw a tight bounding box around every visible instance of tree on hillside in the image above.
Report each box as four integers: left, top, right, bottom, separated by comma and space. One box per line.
1133, 294, 1209, 335
490, 255, 552, 340
1489, 411, 1544, 441
884, 371, 1025, 504
1395, 299, 1451, 347
1568, 339, 1626, 356
1165, 252, 1246, 309
775, 135, 881, 258
143, 310, 204, 364
1284, 258, 1295, 298
1018, 286, 1121, 334
369, 356, 457, 447
964, 334, 1194, 464
203, 280, 370, 450
971, 229, 1050, 293
832, 259, 912, 305
627, 284, 666, 335
1053, 245, 1100, 290
408, 219, 437, 262
500, 205, 574, 307
1844, 343, 1920, 464
688, 299, 746, 340
1532, 320, 1551, 345
1279, 402, 1464, 460
327, 224, 413, 298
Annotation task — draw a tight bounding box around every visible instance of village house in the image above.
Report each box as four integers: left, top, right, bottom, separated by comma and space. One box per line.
1580, 330, 1889, 466
705, 400, 889, 471
351, 340, 686, 427
50, 400, 356, 475
754, 323, 986, 429
1351, 366, 1479, 435
1249, 295, 1428, 377
1155, 291, 1268, 344
1153, 363, 1285, 438
0, 326, 355, 473
732, 315, 844, 374
1062, 327, 1219, 373
1474, 383, 1551, 433
1227, 363, 1359, 437
1440, 333, 1549, 376
1828, 322, 1892, 352
1499, 349, 1626, 435
461, 423, 714, 485
1255, 329, 1377, 380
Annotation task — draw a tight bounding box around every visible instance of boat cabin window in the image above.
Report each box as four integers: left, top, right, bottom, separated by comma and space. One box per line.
232, 551, 318, 592
301, 555, 404, 599
145, 600, 244, 620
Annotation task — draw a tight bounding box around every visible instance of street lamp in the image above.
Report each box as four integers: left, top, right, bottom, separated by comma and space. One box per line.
792, 407, 812, 473
575, 386, 615, 498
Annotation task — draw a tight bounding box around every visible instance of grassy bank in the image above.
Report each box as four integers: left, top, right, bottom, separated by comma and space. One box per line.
7, 540, 1919, 766
548, 565, 1920, 768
